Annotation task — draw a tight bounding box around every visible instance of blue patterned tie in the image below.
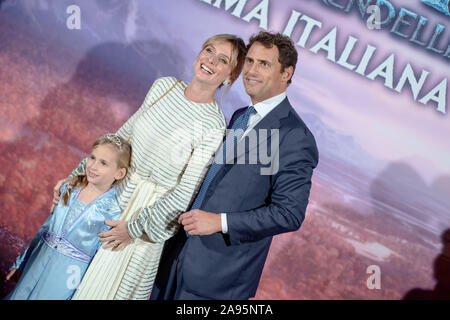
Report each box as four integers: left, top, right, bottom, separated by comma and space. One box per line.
191, 106, 256, 210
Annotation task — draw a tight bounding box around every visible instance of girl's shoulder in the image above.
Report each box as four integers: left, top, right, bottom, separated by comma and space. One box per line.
60, 182, 70, 194
60, 181, 83, 197
95, 188, 122, 217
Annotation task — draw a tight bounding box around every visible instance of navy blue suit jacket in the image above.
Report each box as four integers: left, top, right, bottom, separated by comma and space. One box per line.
151, 97, 319, 300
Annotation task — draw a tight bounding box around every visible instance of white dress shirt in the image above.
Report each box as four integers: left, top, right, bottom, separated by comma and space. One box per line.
221, 91, 287, 233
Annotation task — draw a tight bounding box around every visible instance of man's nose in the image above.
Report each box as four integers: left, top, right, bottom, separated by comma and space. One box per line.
246, 62, 258, 74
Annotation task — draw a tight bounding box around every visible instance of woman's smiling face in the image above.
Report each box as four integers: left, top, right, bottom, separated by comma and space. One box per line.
193, 40, 234, 89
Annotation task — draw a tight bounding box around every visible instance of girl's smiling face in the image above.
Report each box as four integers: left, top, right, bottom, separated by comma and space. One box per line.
85, 144, 125, 189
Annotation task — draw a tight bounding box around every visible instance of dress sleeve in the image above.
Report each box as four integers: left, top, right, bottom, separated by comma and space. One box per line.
126, 124, 225, 242
10, 212, 56, 272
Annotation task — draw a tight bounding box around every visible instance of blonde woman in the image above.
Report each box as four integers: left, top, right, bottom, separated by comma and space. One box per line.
52, 34, 247, 300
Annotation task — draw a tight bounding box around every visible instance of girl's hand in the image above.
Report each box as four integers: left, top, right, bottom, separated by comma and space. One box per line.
6, 269, 21, 282
51, 177, 71, 212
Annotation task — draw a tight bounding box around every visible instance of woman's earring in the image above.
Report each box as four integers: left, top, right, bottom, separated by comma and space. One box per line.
223, 80, 230, 86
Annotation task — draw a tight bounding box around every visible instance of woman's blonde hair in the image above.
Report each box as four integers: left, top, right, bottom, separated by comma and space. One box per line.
201, 34, 247, 87
61, 134, 131, 206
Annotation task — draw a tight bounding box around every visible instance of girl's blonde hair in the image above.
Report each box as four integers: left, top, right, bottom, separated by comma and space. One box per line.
61, 134, 131, 206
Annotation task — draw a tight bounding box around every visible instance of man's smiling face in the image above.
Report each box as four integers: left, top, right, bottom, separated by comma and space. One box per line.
243, 41, 287, 105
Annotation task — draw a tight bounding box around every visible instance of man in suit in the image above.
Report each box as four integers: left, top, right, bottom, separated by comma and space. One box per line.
150, 31, 319, 300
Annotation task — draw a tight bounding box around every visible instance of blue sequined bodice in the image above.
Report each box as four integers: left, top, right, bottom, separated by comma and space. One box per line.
61, 199, 86, 235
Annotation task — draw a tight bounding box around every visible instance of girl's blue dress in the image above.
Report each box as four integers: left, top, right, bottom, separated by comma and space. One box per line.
6, 183, 122, 300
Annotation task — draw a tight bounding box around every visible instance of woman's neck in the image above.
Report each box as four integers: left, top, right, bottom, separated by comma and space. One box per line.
184, 79, 216, 103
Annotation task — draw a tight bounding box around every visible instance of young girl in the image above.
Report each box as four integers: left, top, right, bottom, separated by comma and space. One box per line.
5, 134, 131, 300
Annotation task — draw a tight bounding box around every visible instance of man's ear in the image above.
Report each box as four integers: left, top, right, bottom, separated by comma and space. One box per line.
281, 66, 294, 84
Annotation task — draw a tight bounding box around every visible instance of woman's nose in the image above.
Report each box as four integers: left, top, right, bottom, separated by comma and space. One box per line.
208, 55, 218, 65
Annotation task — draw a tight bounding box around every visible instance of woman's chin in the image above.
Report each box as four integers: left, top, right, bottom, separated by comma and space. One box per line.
201, 80, 224, 91
193, 72, 220, 86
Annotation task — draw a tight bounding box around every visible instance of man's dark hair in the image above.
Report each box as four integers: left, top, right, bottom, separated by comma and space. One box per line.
247, 32, 298, 85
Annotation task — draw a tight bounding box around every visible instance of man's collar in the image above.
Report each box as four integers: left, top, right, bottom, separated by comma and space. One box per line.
250, 92, 287, 118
